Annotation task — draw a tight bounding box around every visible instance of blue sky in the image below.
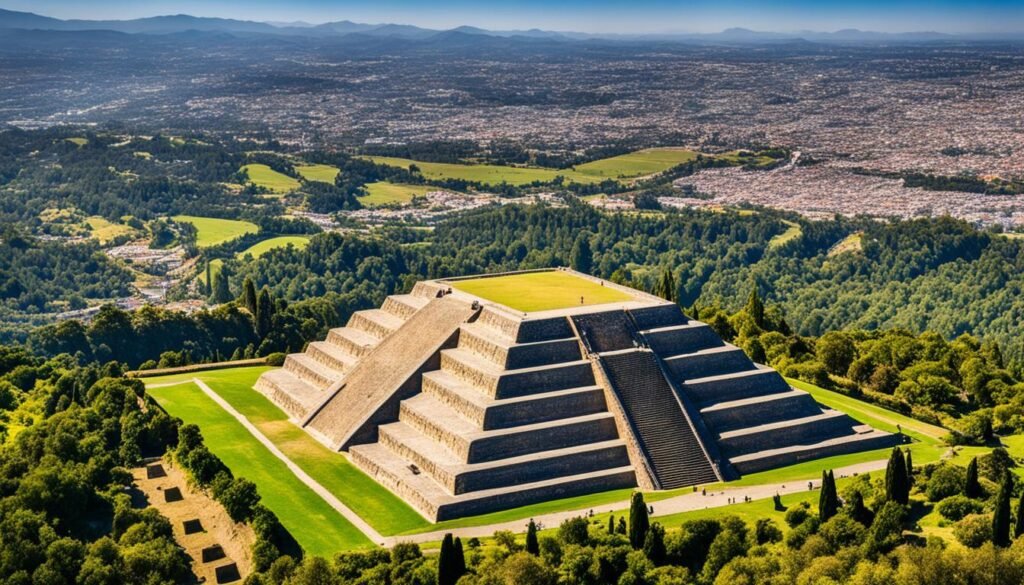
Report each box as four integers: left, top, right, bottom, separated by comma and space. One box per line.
7, 0, 1024, 34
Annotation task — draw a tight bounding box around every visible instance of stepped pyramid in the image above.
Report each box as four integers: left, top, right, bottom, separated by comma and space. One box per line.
255, 268, 898, 521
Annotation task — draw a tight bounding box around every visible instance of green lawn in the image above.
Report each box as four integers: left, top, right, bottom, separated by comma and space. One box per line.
237, 236, 311, 259
172, 215, 258, 248
295, 164, 340, 184
144, 367, 429, 537
146, 379, 373, 554
768, 220, 803, 249
361, 182, 435, 207
363, 156, 603, 186
241, 163, 301, 194
450, 271, 634, 312
573, 148, 700, 179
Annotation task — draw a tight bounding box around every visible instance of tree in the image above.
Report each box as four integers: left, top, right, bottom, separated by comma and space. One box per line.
847, 491, 875, 527
608, 514, 615, 534
905, 449, 914, 484
204, 262, 212, 295
210, 265, 232, 304
817, 332, 856, 376
453, 537, 465, 578
570, 236, 592, 275
438, 533, 461, 585
241, 277, 258, 314
966, 457, 982, 499
745, 287, 765, 328
525, 519, 540, 556
819, 470, 839, 522
643, 522, 666, 565
629, 492, 650, 549
255, 287, 274, 338
885, 447, 910, 505
220, 478, 260, 523
993, 471, 1013, 547
654, 268, 676, 303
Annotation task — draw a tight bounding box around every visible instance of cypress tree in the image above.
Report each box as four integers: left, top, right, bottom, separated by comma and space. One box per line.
655, 268, 676, 303
204, 261, 212, 295
905, 449, 914, 484
643, 522, 666, 565
965, 457, 982, 498
628, 492, 650, 549
994, 471, 1013, 547
255, 287, 274, 338
608, 514, 615, 534
241, 276, 258, 314
211, 265, 232, 304
885, 447, 909, 505
617, 516, 627, 535
819, 470, 839, 522
453, 537, 466, 578
570, 236, 592, 275
848, 491, 874, 527
438, 533, 457, 585
525, 519, 539, 556
1015, 493, 1024, 539
745, 287, 765, 328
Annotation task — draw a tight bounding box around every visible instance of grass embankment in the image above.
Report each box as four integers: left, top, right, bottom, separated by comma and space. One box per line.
363, 156, 603, 186
146, 377, 373, 554
361, 182, 435, 207
450, 271, 633, 312
241, 163, 301, 194
768, 220, 803, 250
172, 215, 258, 248
237, 236, 311, 259
295, 164, 340, 184
144, 368, 428, 538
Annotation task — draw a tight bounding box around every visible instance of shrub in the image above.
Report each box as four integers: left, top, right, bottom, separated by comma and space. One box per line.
925, 464, 965, 502
785, 502, 811, 528
954, 514, 992, 548
937, 495, 984, 521
265, 352, 286, 367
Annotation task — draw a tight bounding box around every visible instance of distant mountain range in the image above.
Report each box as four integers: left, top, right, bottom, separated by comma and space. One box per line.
0, 8, 1019, 43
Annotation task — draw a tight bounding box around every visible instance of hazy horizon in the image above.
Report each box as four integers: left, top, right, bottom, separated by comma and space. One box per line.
4, 0, 1024, 35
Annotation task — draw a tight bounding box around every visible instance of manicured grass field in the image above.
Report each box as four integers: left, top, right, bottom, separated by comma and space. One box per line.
237, 236, 311, 259
573, 148, 700, 179
241, 163, 301, 194
172, 215, 259, 248
144, 367, 429, 537
146, 378, 373, 554
295, 164, 340, 184
768, 220, 803, 249
86, 216, 135, 243
364, 156, 603, 186
361, 182, 435, 207
450, 271, 634, 312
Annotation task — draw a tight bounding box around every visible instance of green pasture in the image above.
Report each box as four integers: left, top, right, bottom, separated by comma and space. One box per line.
241, 163, 301, 194
768, 220, 803, 249
295, 164, 340, 184
146, 378, 373, 554
573, 148, 700, 179
172, 215, 258, 248
87, 216, 135, 244
450, 271, 634, 312
361, 182, 435, 207
363, 156, 602, 186
237, 236, 311, 259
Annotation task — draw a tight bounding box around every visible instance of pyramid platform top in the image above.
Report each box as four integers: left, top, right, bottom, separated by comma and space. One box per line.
433, 268, 671, 318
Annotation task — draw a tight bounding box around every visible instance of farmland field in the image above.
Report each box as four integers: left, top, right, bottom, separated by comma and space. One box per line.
86, 216, 135, 243
364, 156, 603, 186
573, 148, 700, 179
361, 182, 434, 207
172, 215, 258, 247
450, 270, 633, 312
295, 164, 340, 184
768, 220, 803, 249
240, 163, 301, 194
237, 236, 311, 259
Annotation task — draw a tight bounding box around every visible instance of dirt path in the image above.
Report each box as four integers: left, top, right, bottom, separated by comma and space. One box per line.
132, 456, 254, 583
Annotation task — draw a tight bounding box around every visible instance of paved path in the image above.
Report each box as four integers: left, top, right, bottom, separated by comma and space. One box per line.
381, 459, 889, 545
151, 379, 387, 545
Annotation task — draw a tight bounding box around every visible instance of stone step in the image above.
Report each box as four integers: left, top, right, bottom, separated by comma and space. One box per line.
254, 369, 323, 420
440, 347, 594, 399
375, 420, 630, 493
283, 352, 343, 390
728, 428, 900, 475
325, 326, 379, 358
458, 322, 582, 369
662, 344, 757, 381
643, 322, 724, 355
699, 389, 821, 432
382, 294, 430, 320
306, 341, 357, 373
682, 366, 791, 406
422, 369, 607, 430
628, 304, 688, 330
411, 281, 447, 299
397, 393, 620, 463
349, 441, 636, 521
348, 309, 403, 340
717, 410, 857, 457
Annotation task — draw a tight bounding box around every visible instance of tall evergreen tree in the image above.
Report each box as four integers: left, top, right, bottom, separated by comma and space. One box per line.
1015, 493, 1024, 539
654, 268, 676, 303
438, 533, 458, 585
745, 287, 765, 328
628, 492, 650, 549
608, 514, 615, 534
884, 447, 909, 505
241, 276, 258, 314
905, 449, 914, 484
255, 287, 274, 338
570, 236, 592, 275
848, 491, 875, 527
994, 471, 1013, 547
965, 457, 982, 498
210, 265, 232, 304
819, 470, 840, 522
204, 261, 212, 295
453, 537, 466, 578
643, 522, 666, 565
525, 519, 540, 556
